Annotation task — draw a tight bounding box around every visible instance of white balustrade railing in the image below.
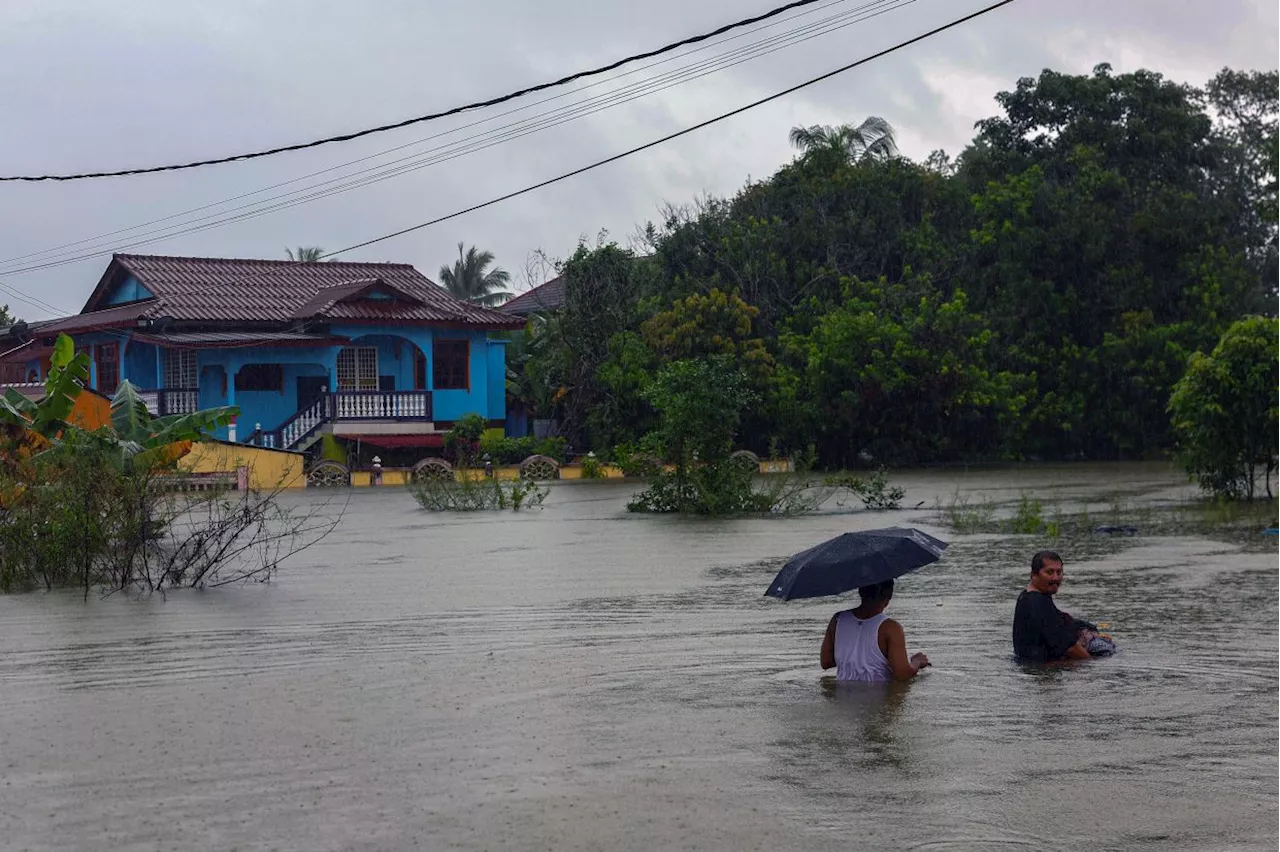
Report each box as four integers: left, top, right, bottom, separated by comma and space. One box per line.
334, 391, 431, 421
244, 391, 433, 451
163, 389, 199, 415
140, 389, 199, 416
280, 397, 330, 448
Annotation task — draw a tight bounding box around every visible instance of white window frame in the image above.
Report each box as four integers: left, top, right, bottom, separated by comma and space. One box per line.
163, 348, 198, 389
337, 346, 379, 391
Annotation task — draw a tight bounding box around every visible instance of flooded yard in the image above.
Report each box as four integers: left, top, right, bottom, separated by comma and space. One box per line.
0, 463, 1275, 851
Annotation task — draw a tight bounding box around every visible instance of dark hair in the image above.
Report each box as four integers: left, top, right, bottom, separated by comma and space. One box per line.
857, 579, 894, 603
1030, 550, 1063, 575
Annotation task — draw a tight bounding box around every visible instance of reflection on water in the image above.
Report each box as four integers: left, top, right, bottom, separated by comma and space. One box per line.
0, 463, 1274, 851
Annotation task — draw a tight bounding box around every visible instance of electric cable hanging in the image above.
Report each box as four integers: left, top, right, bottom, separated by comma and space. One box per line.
318, 0, 1017, 260
1, 0, 858, 267
0, 0, 911, 275
1, 0, 838, 182
0, 0, 1016, 326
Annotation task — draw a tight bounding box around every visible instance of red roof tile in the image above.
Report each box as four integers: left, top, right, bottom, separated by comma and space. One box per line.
80, 254, 524, 330
500, 276, 564, 316
131, 331, 351, 348
39, 302, 154, 334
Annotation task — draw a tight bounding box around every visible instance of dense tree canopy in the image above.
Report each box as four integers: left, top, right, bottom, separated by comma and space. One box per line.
1168, 316, 1278, 500
510, 64, 1278, 470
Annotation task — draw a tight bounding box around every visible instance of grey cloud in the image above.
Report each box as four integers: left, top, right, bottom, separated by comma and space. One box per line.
0, 0, 1273, 318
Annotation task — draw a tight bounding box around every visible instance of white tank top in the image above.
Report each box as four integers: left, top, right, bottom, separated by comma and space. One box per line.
834, 611, 893, 683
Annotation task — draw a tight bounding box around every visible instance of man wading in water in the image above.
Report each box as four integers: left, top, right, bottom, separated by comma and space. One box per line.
1012, 550, 1095, 662
819, 580, 930, 682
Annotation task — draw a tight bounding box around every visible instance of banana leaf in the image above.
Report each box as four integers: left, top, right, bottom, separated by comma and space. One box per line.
31, 335, 89, 437
133, 439, 194, 472
149, 407, 239, 444
110, 382, 155, 444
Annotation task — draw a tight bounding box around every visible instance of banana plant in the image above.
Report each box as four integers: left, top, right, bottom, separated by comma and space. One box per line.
0, 334, 90, 438
108, 382, 238, 470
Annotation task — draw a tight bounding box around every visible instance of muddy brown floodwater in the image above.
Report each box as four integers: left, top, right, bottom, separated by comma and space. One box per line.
0, 463, 1275, 851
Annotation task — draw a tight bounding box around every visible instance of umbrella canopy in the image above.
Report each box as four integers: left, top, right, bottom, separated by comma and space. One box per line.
764, 527, 948, 601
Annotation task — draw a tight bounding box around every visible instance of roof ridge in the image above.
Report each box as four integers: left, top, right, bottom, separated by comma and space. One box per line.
113, 252, 416, 269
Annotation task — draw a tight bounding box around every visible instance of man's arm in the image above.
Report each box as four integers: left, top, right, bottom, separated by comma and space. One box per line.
820, 615, 837, 670
1063, 641, 1091, 660
1032, 595, 1087, 660
880, 619, 925, 682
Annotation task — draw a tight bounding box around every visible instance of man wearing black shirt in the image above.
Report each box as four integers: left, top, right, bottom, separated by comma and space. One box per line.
1012, 550, 1090, 662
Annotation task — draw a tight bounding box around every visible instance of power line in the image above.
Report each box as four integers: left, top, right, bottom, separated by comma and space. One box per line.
2, 0, 1016, 326
1, 0, 840, 183
320, 0, 1018, 259
0, 0, 855, 267
0, 0, 911, 276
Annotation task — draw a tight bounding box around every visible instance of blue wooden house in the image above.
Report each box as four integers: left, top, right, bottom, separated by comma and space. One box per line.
0, 254, 524, 454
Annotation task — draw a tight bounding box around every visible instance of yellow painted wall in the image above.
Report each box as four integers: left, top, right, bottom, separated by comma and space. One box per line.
559, 464, 625, 480
351, 469, 411, 487
68, 392, 111, 431
180, 441, 305, 490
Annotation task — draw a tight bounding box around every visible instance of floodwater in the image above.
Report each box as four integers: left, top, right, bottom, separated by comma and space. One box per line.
0, 463, 1275, 851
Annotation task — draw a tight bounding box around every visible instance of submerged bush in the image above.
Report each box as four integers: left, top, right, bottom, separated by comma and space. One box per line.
0, 432, 338, 594
825, 467, 905, 509
627, 462, 826, 516
410, 474, 547, 511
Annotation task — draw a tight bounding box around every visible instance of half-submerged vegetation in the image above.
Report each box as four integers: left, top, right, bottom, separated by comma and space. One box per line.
409, 474, 547, 512
506, 66, 1277, 493
0, 336, 342, 594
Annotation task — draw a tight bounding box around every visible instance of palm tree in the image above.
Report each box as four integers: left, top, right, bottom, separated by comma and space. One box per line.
788, 116, 899, 163
438, 243, 513, 307
285, 246, 326, 262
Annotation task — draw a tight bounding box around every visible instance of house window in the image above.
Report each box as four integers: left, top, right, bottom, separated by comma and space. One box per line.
95, 343, 119, 395
336, 347, 379, 391
235, 364, 284, 392
413, 350, 428, 390
433, 339, 469, 390
0, 364, 26, 384
163, 349, 198, 389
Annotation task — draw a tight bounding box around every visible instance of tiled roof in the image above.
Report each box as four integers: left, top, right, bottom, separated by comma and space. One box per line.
39, 302, 153, 335
500, 275, 564, 316
131, 331, 351, 348
76, 254, 524, 330
289, 278, 432, 322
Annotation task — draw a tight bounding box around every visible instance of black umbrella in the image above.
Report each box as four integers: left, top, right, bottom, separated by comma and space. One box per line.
764, 527, 948, 601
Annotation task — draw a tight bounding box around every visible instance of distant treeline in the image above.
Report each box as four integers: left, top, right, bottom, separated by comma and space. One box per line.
510, 64, 1278, 468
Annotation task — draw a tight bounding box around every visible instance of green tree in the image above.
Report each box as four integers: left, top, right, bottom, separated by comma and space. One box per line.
627, 356, 764, 515
438, 243, 513, 307
285, 246, 326, 262
778, 275, 1024, 466
640, 288, 773, 371
789, 116, 898, 163
505, 63, 1277, 470
1168, 316, 1278, 500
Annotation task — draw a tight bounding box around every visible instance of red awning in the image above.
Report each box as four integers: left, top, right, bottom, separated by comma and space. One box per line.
346, 434, 444, 449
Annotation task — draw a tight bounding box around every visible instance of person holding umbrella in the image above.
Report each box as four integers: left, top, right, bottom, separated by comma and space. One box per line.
819, 579, 931, 682
765, 527, 946, 683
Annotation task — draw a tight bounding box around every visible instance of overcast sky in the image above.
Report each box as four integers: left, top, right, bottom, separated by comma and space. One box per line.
0, 0, 1275, 320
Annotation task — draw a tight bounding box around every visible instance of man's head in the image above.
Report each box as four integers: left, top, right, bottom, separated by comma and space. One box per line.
1029, 550, 1064, 595
857, 579, 895, 608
